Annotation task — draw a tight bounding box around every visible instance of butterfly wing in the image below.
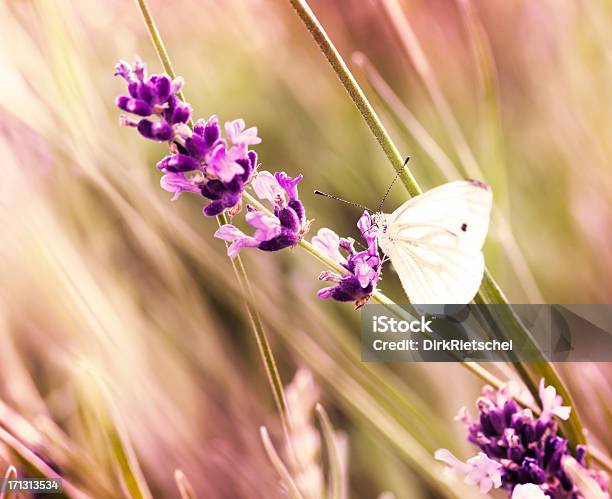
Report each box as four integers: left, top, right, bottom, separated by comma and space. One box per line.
384, 180, 493, 304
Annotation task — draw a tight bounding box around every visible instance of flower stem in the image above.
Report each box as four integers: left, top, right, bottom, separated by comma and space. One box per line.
287, 0, 421, 198
134, 0, 287, 422
287, 0, 586, 449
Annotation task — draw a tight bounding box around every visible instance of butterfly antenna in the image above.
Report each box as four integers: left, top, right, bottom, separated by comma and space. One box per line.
314, 190, 374, 212
377, 156, 411, 212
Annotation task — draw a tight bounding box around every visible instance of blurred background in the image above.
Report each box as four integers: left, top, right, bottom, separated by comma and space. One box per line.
0, 0, 610, 497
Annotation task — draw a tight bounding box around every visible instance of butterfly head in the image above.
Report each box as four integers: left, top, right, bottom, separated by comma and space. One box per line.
371, 212, 392, 251
371, 212, 387, 231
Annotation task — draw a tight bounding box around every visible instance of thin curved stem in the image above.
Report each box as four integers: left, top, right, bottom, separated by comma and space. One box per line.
135, 0, 288, 424
287, 0, 421, 198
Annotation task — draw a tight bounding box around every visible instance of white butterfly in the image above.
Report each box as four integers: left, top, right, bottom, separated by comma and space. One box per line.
372, 180, 493, 305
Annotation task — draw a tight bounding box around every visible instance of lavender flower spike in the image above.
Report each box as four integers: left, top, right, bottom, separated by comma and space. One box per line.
313, 211, 382, 308
114, 58, 261, 217
214, 171, 310, 256
436, 380, 610, 498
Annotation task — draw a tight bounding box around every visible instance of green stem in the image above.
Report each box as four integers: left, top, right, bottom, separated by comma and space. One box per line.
287, 0, 586, 449
135, 0, 287, 422
287, 0, 420, 198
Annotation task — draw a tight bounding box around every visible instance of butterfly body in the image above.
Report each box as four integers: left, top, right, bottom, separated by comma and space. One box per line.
373, 180, 493, 305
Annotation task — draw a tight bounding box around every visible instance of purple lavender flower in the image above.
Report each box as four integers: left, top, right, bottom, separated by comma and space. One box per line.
214, 171, 310, 257
115, 58, 261, 217
312, 211, 382, 308
435, 381, 609, 498
115, 58, 190, 142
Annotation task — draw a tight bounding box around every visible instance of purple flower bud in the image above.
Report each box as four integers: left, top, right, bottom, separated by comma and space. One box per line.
150, 74, 172, 103
238, 150, 257, 181
185, 132, 211, 160
137, 119, 174, 142
203, 195, 241, 217
198, 152, 257, 217
317, 275, 371, 302
157, 153, 200, 173
503, 399, 518, 425
194, 115, 221, 147
170, 102, 192, 125
257, 229, 301, 252
278, 206, 300, 233
116, 96, 153, 116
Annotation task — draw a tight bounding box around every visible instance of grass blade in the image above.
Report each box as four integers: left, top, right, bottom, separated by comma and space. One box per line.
563, 457, 607, 499
260, 427, 305, 499
0, 427, 90, 499
0, 465, 17, 499
77, 366, 152, 499
315, 404, 343, 499
175, 469, 196, 499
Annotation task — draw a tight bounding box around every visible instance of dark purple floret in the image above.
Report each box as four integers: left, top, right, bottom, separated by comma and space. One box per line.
136, 119, 174, 142
313, 211, 381, 308
156, 153, 200, 173
116, 96, 153, 116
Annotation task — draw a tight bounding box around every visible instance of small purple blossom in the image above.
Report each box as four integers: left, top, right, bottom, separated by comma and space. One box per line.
435, 380, 609, 498
214, 171, 310, 257
539, 379, 571, 423
157, 115, 260, 215
205, 141, 246, 183
160, 171, 202, 201
115, 58, 262, 217
312, 211, 382, 308
434, 449, 502, 493
225, 118, 262, 148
